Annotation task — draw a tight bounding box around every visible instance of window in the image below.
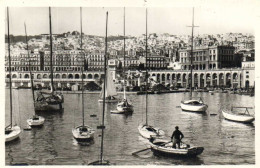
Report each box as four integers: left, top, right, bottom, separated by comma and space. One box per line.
246, 75, 249, 78
246, 71, 249, 74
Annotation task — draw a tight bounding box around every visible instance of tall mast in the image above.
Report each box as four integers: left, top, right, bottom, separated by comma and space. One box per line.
80, 7, 85, 127
24, 23, 36, 112
7, 7, 13, 127
187, 8, 198, 99
123, 7, 126, 99
100, 11, 108, 163
49, 7, 55, 93
145, 8, 148, 125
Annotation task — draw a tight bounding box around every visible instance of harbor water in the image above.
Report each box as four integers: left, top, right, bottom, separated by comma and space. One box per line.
5, 89, 255, 165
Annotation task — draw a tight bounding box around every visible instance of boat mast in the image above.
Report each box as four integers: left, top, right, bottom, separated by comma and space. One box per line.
100, 11, 108, 164
49, 7, 55, 93
24, 23, 36, 112
187, 8, 198, 99
7, 7, 13, 128
145, 8, 148, 126
123, 7, 126, 100
80, 7, 85, 127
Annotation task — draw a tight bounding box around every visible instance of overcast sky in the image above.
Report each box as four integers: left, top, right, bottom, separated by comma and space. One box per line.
5, 6, 256, 36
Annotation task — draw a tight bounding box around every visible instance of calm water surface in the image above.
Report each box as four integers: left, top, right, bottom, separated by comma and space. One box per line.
5, 89, 255, 165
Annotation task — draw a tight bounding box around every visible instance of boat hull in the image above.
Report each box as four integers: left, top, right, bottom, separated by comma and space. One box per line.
180, 102, 208, 112
72, 125, 95, 142
98, 99, 118, 103
26, 116, 45, 126
149, 139, 204, 157
5, 126, 21, 142
116, 105, 134, 113
138, 124, 165, 139
222, 110, 255, 123
34, 102, 63, 111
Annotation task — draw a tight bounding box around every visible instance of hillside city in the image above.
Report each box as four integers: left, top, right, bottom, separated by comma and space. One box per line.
5, 32, 255, 71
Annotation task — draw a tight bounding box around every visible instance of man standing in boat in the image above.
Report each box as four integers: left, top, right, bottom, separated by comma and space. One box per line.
171, 126, 184, 149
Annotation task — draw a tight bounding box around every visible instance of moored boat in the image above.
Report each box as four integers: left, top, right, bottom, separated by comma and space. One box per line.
180, 99, 208, 112
72, 7, 95, 142
27, 115, 45, 127
34, 7, 64, 112
138, 124, 165, 139
72, 125, 95, 142
5, 125, 21, 142
179, 8, 208, 113
222, 107, 254, 123
5, 7, 21, 143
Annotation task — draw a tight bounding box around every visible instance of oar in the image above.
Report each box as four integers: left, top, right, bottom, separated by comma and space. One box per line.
132, 148, 151, 156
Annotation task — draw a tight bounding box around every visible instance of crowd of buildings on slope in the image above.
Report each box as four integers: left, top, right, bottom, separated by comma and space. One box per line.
5, 32, 254, 73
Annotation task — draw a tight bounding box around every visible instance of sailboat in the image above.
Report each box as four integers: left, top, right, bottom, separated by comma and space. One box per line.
24, 23, 45, 127
112, 8, 134, 114
98, 68, 118, 103
138, 8, 165, 139
34, 7, 64, 111
72, 7, 95, 142
222, 107, 254, 123
180, 8, 208, 112
89, 11, 110, 165
5, 7, 21, 142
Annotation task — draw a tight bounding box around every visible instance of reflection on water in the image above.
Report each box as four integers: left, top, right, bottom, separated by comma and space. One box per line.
5, 90, 255, 165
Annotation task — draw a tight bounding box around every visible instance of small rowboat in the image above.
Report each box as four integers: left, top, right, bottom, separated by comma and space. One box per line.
222, 107, 254, 123
138, 124, 165, 139
149, 138, 204, 157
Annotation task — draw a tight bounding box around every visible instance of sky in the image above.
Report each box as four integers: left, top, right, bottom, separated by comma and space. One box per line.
5, 6, 257, 36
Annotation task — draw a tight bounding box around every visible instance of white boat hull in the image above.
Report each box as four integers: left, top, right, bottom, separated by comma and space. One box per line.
180, 102, 208, 112
27, 116, 45, 126
222, 110, 255, 123
150, 139, 204, 157
116, 104, 134, 113
5, 126, 21, 142
72, 125, 95, 142
138, 124, 165, 139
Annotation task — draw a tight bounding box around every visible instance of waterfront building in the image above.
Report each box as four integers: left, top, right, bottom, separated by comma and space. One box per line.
241, 61, 255, 88
179, 45, 237, 70
139, 54, 168, 70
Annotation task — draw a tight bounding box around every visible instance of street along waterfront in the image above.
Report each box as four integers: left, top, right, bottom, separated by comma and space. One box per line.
5, 89, 254, 165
